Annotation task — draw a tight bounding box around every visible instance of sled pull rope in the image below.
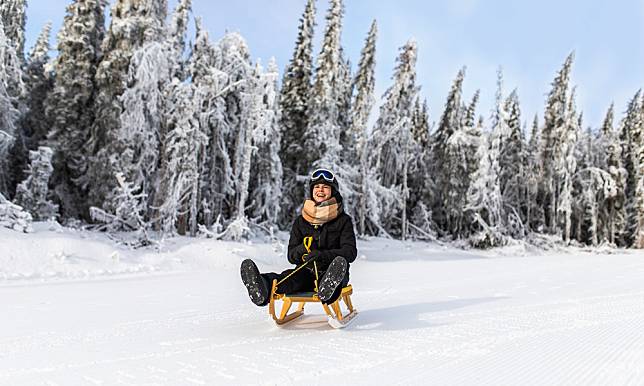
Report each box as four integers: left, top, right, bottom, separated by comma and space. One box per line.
276, 236, 319, 287
302, 237, 321, 291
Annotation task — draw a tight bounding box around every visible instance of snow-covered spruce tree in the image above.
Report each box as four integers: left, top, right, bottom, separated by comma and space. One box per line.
348, 19, 376, 235
147, 0, 204, 236
45, 0, 106, 220
216, 32, 254, 229
0, 17, 24, 196
337, 47, 353, 148
526, 115, 544, 232
223, 60, 280, 241
189, 21, 237, 230
626, 92, 644, 249
620, 91, 643, 246
0, 192, 32, 232
167, 0, 190, 77
304, 0, 344, 167
8, 23, 53, 197
595, 104, 614, 170
371, 40, 419, 239
462, 92, 482, 196
540, 52, 574, 235
118, 0, 191, 229
438, 85, 484, 240
247, 58, 283, 228
0, 0, 26, 61
14, 146, 58, 220
429, 67, 465, 236
443, 115, 478, 240
412, 98, 430, 149
278, 0, 315, 226
499, 89, 527, 238
188, 20, 223, 229
571, 123, 594, 244
409, 97, 435, 238
598, 104, 627, 245
556, 87, 580, 242
635, 173, 644, 248
465, 70, 506, 247
0, 0, 27, 107
153, 81, 205, 236
85, 0, 167, 211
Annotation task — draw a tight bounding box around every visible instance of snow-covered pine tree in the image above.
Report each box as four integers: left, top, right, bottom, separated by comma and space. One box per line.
278, 0, 315, 226
619, 91, 642, 246
224, 60, 274, 241
429, 67, 465, 235
556, 87, 580, 242
371, 40, 419, 239
0, 0, 27, 111
337, 47, 353, 148
304, 0, 344, 167
499, 89, 526, 237
216, 32, 254, 229
154, 80, 204, 236
8, 23, 53, 197
0, 17, 24, 196
633, 93, 644, 248
0, 0, 26, 61
85, 0, 168, 210
598, 104, 626, 245
348, 19, 376, 235
118, 0, 191, 227
45, 0, 106, 220
148, 0, 204, 236
248, 58, 283, 228
462, 91, 482, 197
189, 21, 234, 229
526, 115, 543, 232
572, 123, 597, 244
443, 121, 476, 239
408, 97, 435, 239
167, 0, 190, 78
412, 98, 430, 149
465, 70, 506, 246
14, 146, 58, 220
540, 52, 574, 235
20, 22, 52, 147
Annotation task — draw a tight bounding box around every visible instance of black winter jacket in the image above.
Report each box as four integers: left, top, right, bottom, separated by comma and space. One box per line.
287, 212, 357, 269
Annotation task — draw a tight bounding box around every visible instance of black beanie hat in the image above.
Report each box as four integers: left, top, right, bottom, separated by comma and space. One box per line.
309, 175, 340, 200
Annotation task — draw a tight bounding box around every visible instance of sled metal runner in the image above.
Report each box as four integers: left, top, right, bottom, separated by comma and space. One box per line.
268, 279, 357, 328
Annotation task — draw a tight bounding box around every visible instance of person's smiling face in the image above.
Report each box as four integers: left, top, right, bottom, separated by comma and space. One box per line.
312, 183, 332, 203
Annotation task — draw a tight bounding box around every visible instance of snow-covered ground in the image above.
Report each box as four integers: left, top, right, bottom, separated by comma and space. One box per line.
2, 224, 644, 385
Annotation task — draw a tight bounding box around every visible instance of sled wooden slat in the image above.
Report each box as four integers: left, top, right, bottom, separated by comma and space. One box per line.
268, 279, 356, 328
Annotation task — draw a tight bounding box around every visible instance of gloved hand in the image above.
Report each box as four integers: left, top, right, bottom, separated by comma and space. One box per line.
288, 244, 307, 264
302, 250, 322, 263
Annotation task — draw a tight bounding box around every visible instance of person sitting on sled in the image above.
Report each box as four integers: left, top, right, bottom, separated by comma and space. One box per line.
240, 168, 357, 306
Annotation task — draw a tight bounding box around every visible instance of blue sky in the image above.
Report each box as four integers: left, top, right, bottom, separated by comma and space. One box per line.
24, 0, 644, 130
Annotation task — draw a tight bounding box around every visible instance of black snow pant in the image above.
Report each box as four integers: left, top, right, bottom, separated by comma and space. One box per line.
260, 262, 350, 305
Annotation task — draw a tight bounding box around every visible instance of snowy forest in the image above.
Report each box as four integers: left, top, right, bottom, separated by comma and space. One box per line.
0, 0, 642, 249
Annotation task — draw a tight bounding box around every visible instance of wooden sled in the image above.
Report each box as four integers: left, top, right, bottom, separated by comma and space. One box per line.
268, 279, 358, 329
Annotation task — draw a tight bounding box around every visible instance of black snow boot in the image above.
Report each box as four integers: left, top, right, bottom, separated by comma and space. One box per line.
318, 256, 348, 304
240, 259, 269, 306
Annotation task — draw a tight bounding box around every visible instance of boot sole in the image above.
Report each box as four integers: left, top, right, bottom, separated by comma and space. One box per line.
318, 257, 348, 303
240, 259, 268, 306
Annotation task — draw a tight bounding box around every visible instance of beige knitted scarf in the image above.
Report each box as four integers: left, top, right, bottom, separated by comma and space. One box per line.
301, 198, 342, 225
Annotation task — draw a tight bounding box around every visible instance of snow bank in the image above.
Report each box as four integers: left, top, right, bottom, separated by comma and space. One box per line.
0, 222, 287, 282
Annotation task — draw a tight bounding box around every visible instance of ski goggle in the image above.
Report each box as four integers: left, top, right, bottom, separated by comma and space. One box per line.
310, 168, 335, 183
